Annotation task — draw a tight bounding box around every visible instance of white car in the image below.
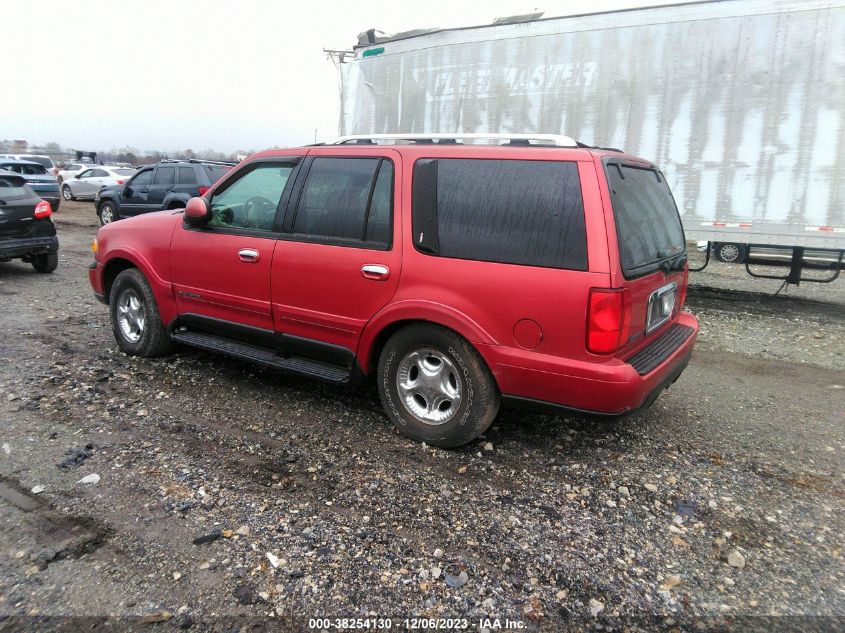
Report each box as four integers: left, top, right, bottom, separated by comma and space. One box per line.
61, 166, 137, 201
57, 162, 90, 184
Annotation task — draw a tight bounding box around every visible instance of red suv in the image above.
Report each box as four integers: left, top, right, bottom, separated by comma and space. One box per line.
89, 134, 698, 448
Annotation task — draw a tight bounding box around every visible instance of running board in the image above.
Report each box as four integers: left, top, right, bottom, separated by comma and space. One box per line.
171, 330, 350, 383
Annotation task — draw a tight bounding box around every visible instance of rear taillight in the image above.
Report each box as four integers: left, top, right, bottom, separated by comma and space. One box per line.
197, 186, 210, 196
586, 288, 630, 354
34, 200, 52, 219
116, 180, 125, 185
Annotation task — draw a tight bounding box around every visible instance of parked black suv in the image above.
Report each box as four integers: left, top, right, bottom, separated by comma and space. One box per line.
0, 169, 59, 273
94, 159, 234, 225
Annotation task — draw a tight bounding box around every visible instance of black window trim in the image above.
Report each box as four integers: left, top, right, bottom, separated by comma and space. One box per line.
281, 155, 395, 252
411, 156, 588, 271
602, 157, 687, 280
182, 156, 303, 239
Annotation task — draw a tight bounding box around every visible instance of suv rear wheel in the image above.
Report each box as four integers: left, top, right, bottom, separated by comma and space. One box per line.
31, 252, 58, 274
109, 268, 171, 357
377, 323, 499, 448
99, 201, 118, 225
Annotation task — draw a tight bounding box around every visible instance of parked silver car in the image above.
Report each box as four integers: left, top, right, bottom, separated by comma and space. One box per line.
61, 166, 137, 201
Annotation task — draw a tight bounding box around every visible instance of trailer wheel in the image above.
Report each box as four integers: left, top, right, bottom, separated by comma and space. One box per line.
715, 242, 747, 264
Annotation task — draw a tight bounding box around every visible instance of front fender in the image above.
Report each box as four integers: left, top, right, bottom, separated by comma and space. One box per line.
100, 244, 177, 325
356, 299, 498, 374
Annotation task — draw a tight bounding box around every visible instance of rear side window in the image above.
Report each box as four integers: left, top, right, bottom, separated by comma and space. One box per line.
0, 176, 29, 199
412, 158, 587, 270
605, 163, 685, 277
293, 157, 393, 247
178, 167, 197, 185
153, 166, 175, 185
205, 165, 231, 185
4, 162, 47, 176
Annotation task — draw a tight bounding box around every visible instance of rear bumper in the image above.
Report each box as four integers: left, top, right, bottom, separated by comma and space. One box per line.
486, 312, 698, 415
0, 235, 59, 259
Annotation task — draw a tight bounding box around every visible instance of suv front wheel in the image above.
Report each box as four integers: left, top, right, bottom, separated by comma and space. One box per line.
109, 268, 172, 357
98, 201, 118, 225
377, 324, 500, 448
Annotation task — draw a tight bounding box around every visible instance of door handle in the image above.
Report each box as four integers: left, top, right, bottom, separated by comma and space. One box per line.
238, 248, 260, 263
361, 264, 389, 280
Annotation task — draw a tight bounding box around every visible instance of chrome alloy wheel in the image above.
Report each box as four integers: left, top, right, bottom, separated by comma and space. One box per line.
117, 288, 145, 343
396, 348, 463, 425
100, 205, 114, 224
718, 243, 740, 262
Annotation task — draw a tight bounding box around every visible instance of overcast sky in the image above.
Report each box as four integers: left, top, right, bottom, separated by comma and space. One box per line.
4, 0, 670, 153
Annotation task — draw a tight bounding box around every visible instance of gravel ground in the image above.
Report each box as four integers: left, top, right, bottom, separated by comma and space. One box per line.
0, 201, 843, 632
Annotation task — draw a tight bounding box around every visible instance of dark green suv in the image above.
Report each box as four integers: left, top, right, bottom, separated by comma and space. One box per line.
94, 159, 234, 225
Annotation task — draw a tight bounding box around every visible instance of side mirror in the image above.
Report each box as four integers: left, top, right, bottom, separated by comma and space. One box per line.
123, 186, 133, 197
75, 174, 82, 179
184, 196, 211, 225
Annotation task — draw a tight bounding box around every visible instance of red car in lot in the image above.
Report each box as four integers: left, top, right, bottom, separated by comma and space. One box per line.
89, 134, 698, 447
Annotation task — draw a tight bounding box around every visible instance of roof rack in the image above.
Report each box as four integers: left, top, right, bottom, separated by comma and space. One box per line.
159, 158, 238, 166
333, 133, 579, 147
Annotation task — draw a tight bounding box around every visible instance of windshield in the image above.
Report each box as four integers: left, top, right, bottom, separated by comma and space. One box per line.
2, 163, 48, 176
606, 162, 685, 277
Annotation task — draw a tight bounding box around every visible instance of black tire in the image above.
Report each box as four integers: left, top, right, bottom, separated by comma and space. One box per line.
98, 201, 118, 225
31, 252, 58, 274
714, 242, 748, 263
108, 268, 171, 357
377, 323, 500, 448
62, 184, 75, 201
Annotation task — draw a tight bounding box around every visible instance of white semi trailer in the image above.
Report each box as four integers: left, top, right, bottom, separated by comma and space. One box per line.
333, 0, 845, 284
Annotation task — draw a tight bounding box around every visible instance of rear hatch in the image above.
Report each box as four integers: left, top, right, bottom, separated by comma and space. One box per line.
0, 175, 40, 239
603, 158, 688, 351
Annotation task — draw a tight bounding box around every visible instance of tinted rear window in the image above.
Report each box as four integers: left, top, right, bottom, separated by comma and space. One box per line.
412, 158, 586, 270
293, 156, 380, 241
0, 176, 30, 199
605, 163, 685, 277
